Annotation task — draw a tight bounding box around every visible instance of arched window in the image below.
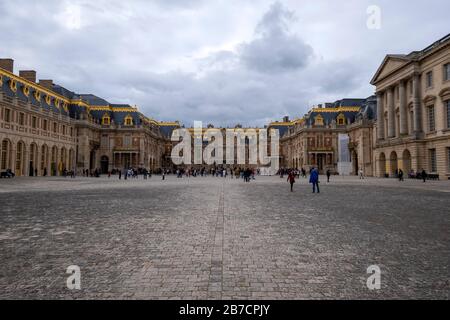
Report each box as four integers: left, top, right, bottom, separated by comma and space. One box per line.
314, 114, 324, 126
102, 113, 111, 125
124, 114, 133, 126
336, 113, 346, 125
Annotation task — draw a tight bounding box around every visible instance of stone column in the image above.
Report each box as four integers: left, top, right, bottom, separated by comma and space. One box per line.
387, 87, 395, 138
413, 73, 423, 137
24, 147, 30, 177
399, 80, 408, 135
376, 92, 385, 140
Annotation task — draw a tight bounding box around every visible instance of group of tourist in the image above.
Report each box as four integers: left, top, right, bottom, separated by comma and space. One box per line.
171, 167, 259, 182
284, 167, 320, 193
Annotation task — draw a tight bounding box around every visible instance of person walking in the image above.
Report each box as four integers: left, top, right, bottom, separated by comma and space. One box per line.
421, 168, 427, 183
287, 171, 296, 192
398, 169, 404, 181
309, 167, 320, 193
326, 169, 331, 183
118, 169, 122, 180
359, 169, 364, 179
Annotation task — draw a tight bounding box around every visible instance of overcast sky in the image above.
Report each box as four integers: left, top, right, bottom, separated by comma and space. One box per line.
1, 0, 449, 126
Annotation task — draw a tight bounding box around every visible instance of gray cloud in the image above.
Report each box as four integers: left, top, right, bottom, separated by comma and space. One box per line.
240, 2, 314, 73
0, 0, 449, 127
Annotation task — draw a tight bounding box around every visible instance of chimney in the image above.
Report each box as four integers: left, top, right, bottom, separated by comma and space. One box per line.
19, 70, 36, 83
39, 79, 53, 90
0, 58, 14, 73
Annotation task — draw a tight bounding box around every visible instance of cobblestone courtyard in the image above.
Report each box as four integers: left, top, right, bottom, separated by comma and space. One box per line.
0, 175, 449, 299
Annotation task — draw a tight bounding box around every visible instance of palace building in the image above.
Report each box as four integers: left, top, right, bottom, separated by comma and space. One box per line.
277, 97, 376, 175
371, 33, 450, 178
0, 58, 179, 176
1, 33, 449, 178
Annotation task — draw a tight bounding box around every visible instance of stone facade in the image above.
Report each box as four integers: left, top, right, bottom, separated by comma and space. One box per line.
0, 59, 178, 176
278, 98, 376, 175
371, 34, 450, 178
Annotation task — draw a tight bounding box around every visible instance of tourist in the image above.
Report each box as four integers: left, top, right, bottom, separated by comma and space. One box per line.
398, 169, 404, 181
326, 169, 331, 183
310, 167, 320, 193
421, 168, 427, 183
359, 169, 364, 179
287, 171, 296, 192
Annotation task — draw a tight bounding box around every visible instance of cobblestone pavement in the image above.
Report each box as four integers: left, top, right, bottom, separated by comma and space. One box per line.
0, 175, 449, 299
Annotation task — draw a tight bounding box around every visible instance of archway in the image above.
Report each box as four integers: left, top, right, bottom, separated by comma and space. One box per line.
378, 153, 386, 177
1, 139, 12, 171
402, 149, 412, 175
29, 143, 38, 176
352, 150, 359, 175
100, 155, 109, 174
51, 146, 58, 176
41, 144, 49, 176
60, 147, 67, 174
69, 149, 74, 171
390, 151, 398, 177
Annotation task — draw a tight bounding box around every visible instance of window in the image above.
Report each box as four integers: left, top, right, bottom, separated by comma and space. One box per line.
124, 135, 131, 147
124, 114, 133, 126
43, 119, 48, 131
447, 148, 450, 172
4, 108, 11, 122
446, 100, 450, 129
102, 114, 110, 125
426, 71, 433, 88
448, 148, 450, 173
32, 116, 37, 129
62, 125, 66, 135
101, 135, 109, 149
427, 105, 435, 132
429, 149, 437, 172
19, 112, 25, 126
53, 122, 58, 133
444, 63, 450, 81
70, 127, 73, 137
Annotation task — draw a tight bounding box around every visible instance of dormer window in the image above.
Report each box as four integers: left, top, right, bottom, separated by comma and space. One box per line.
23, 85, 30, 97
124, 114, 133, 126
9, 79, 17, 93
337, 113, 346, 125
102, 113, 111, 125
34, 90, 41, 101
314, 114, 324, 126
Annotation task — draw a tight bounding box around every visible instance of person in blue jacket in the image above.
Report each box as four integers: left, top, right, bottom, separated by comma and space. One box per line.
309, 167, 320, 193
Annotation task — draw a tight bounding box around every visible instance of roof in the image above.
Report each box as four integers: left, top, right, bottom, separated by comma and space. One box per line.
371, 33, 450, 85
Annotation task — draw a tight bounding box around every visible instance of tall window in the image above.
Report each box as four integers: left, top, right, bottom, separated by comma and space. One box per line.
448, 147, 450, 173
53, 122, 58, 133
429, 149, 437, 172
444, 63, 450, 81
43, 119, 48, 131
427, 105, 435, 132
124, 135, 131, 147
19, 112, 25, 126
447, 100, 450, 129
426, 71, 433, 88
32, 116, 37, 129
4, 108, 11, 122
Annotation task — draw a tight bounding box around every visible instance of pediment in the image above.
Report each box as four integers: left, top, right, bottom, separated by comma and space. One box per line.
371, 55, 411, 85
